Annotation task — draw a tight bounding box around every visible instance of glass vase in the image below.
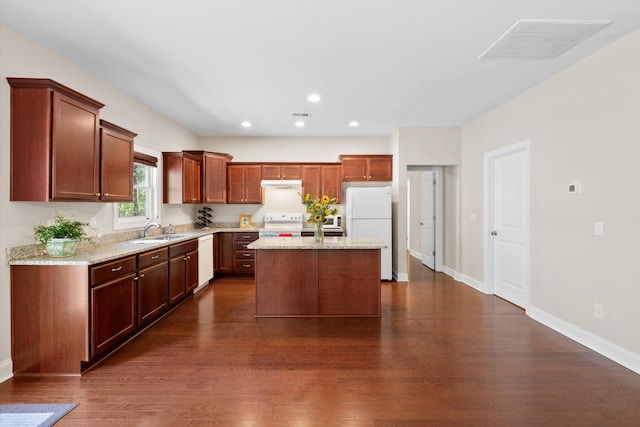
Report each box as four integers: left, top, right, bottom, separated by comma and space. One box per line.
314, 221, 324, 243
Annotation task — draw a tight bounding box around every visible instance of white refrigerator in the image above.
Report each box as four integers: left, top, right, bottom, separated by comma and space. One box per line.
345, 186, 392, 280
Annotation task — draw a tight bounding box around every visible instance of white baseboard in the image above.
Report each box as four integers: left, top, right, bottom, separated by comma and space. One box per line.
408, 249, 421, 260
454, 272, 488, 294
393, 271, 409, 282
0, 358, 13, 383
527, 305, 640, 376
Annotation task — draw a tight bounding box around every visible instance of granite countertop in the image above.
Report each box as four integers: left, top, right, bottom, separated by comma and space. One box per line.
247, 236, 386, 250
8, 227, 260, 266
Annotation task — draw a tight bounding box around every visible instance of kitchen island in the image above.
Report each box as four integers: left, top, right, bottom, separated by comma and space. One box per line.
247, 236, 386, 317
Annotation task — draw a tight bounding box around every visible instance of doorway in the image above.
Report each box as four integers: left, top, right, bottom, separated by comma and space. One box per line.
407, 166, 443, 272
484, 140, 530, 308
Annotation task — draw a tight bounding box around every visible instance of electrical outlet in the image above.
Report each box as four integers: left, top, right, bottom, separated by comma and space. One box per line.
594, 221, 604, 237
594, 303, 604, 319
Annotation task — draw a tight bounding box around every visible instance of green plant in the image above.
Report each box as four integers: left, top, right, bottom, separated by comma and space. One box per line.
34, 212, 89, 245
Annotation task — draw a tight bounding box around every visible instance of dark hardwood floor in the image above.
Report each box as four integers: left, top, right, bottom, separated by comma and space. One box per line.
2, 256, 639, 426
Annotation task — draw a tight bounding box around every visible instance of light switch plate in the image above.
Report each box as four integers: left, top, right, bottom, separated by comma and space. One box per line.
594, 221, 604, 236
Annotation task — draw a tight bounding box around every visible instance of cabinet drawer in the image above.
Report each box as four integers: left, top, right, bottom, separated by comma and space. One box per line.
169, 239, 198, 258
236, 250, 255, 260
234, 241, 255, 251
91, 256, 137, 286
234, 232, 258, 242
138, 247, 169, 269
234, 260, 255, 274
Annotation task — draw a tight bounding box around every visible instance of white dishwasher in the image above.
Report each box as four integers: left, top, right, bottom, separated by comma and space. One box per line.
196, 234, 213, 293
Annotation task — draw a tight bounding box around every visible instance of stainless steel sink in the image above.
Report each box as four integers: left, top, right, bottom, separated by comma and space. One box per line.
129, 239, 163, 244
147, 234, 185, 240
129, 234, 185, 244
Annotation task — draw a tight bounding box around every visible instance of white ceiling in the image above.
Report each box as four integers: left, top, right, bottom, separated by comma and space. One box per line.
1, 0, 639, 137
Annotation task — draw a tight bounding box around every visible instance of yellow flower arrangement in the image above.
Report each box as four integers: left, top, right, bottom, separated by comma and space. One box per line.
301, 193, 338, 224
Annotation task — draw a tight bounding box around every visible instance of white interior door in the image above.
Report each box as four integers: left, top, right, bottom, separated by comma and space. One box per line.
488, 144, 529, 308
421, 171, 435, 269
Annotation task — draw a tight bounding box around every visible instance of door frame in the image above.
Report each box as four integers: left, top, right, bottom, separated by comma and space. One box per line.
407, 166, 443, 272
483, 140, 530, 308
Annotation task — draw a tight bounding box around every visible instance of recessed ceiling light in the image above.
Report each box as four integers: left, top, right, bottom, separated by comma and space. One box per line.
348, 121, 359, 127
241, 121, 252, 128
295, 121, 305, 127
307, 93, 320, 103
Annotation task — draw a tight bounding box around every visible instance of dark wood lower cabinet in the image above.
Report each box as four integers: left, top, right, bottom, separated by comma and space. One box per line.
169, 239, 199, 306
169, 255, 186, 306
91, 273, 137, 357
137, 261, 169, 326
216, 232, 235, 275
10, 238, 200, 376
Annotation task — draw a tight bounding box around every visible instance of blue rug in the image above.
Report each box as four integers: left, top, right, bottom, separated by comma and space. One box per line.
0, 403, 77, 427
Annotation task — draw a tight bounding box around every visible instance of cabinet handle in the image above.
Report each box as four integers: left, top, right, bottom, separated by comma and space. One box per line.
151, 255, 159, 259
139, 273, 145, 278
111, 266, 122, 272
243, 235, 251, 238
104, 192, 109, 196
96, 192, 101, 197
134, 276, 138, 281
243, 264, 250, 268
369, 176, 372, 179
186, 255, 191, 260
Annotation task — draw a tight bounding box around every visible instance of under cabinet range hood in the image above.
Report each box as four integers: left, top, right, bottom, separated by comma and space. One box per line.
260, 179, 302, 189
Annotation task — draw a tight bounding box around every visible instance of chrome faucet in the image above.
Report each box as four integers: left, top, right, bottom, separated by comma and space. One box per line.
143, 220, 161, 238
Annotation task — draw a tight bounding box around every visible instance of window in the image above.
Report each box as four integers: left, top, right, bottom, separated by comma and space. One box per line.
114, 151, 159, 230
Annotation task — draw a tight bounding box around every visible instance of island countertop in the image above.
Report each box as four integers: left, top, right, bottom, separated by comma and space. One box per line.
247, 236, 386, 250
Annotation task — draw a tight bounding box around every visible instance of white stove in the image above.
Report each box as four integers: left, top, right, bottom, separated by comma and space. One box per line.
259, 212, 304, 237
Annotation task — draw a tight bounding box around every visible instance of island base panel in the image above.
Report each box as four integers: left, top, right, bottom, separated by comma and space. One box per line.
318, 249, 381, 316
255, 249, 318, 315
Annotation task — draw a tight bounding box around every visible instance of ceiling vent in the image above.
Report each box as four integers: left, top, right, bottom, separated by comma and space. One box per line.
292, 112, 311, 117
479, 19, 611, 60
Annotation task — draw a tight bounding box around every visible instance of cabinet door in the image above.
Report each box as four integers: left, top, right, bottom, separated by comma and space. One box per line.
281, 165, 301, 179
322, 165, 342, 203
301, 165, 321, 199
228, 165, 262, 204
213, 233, 220, 275
243, 165, 263, 203
169, 255, 186, 306
51, 91, 101, 200
261, 165, 282, 180
367, 157, 393, 181
340, 157, 367, 181
183, 156, 201, 203
185, 249, 199, 294
100, 125, 134, 202
137, 261, 169, 327
227, 165, 246, 203
91, 273, 136, 357
218, 232, 234, 275
203, 153, 228, 203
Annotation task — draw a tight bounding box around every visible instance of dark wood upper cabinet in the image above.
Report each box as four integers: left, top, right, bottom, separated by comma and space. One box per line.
261, 164, 302, 180
8, 78, 105, 201
339, 154, 393, 182
301, 163, 341, 203
185, 151, 233, 204
99, 120, 135, 202
162, 152, 202, 204
227, 164, 263, 204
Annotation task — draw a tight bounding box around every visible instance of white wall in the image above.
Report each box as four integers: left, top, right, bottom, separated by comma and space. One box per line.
394, 127, 461, 280
460, 31, 640, 361
0, 24, 199, 381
